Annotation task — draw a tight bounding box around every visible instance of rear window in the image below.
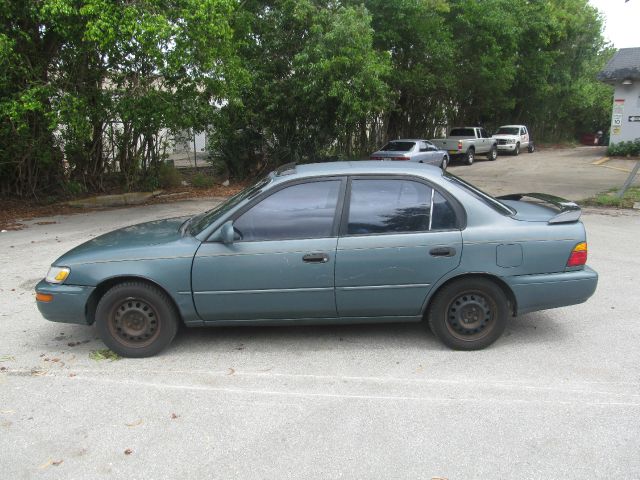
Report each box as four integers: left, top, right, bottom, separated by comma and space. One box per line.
449, 128, 475, 137
444, 172, 515, 216
380, 141, 415, 152
496, 127, 520, 135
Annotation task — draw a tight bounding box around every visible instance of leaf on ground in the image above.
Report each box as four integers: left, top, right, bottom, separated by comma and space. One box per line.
0, 355, 15, 362
125, 419, 143, 427
171, 413, 179, 419
227, 367, 235, 376
124, 448, 133, 455
89, 349, 121, 361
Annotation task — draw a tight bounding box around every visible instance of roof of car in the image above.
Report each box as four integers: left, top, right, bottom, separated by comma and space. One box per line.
498, 125, 525, 128
276, 161, 444, 182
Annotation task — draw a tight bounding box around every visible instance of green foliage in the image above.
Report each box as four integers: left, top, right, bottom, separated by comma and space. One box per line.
191, 173, 215, 188
608, 139, 640, 157
157, 163, 183, 189
0, 0, 617, 192
584, 186, 640, 209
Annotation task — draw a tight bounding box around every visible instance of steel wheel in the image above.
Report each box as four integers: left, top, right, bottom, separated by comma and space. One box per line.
427, 278, 509, 350
108, 297, 161, 348
95, 281, 179, 357
445, 290, 496, 342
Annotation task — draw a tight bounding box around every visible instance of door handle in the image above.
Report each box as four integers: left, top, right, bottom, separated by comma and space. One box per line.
302, 252, 329, 263
429, 247, 456, 257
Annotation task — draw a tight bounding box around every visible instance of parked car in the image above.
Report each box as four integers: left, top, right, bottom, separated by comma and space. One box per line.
370, 139, 449, 169
431, 127, 498, 165
493, 125, 534, 155
36, 162, 597, 357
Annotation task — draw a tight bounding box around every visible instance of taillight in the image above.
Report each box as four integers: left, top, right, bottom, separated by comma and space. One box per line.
457, 141, 462, 150
392, 156, 410, 161
567, 242, 587, 267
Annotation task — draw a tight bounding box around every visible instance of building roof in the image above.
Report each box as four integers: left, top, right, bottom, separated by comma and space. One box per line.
597, 47, 640, 83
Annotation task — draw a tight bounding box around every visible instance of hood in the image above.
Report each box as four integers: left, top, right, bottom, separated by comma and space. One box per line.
492, 134, 519, 140
55, 217, 190, 265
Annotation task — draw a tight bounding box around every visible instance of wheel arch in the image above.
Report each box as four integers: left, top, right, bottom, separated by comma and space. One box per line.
422, 272, 517, 318
85, 275, 184, 325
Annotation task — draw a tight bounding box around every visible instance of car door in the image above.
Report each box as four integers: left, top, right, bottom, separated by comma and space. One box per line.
192, 178, 345, 322
335, 177, 463, 319
520, 127, 529, 147
422, 140, 440, 165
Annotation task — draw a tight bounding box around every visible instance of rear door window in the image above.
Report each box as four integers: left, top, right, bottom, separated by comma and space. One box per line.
345, 179, 457, 235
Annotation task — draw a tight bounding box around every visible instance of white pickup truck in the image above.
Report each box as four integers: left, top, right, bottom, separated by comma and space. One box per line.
492, 125, 534, 155
431, 127, 498, 165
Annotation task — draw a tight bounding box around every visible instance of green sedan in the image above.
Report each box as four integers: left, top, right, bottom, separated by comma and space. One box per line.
36, 161, 598, 357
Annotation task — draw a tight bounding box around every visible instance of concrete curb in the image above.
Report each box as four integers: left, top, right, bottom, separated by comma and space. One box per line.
66, 190, 163, 208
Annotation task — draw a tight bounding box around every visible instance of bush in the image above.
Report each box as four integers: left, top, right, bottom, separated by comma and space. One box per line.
65, 180, 86, 196
157, 162, 183, 189
608, 139, 640, 157
191, 173, 215, 188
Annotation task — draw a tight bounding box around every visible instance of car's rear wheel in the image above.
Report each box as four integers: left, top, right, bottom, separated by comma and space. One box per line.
487, 145, 498, 161
514, 143, 520, 156
428, 278, 508, 350
464, 148, 475, 165
528, 142, 535, 153
441, 156, 448, 170
95, 281, 179, 358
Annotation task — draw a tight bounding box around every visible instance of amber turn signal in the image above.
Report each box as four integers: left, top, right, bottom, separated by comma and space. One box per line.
36, 292, 54, 303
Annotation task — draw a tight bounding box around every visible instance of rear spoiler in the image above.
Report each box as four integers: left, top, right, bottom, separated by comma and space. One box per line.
497, 193, 581, 224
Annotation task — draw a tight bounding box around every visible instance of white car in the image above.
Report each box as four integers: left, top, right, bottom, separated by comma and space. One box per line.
492, 125, 534, 156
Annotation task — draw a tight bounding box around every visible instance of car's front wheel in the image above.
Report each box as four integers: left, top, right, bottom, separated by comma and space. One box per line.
427, 278, 508, 350
441, 156, 448, 170
514, 143, 520, 156
487, 145, 498, 161
95, 281, 179, 358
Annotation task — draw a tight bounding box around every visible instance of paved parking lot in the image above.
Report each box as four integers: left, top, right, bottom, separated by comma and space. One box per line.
1, 148, 639, 479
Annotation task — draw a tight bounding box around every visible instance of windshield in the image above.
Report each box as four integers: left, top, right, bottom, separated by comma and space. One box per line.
380, 141, 415, 152
443, 172, 515, 216
496, 127, 520, 135
449, 128, 475, 137
188, 175, 272, 235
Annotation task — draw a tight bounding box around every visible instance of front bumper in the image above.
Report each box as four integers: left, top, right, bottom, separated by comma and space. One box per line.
505, 266, 598, 315
497, 143, 517, 152
35, 279, 94, 325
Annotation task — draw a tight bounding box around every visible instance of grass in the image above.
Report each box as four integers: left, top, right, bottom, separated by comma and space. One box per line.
89, 349, 121, 361
582, 186, 640, 208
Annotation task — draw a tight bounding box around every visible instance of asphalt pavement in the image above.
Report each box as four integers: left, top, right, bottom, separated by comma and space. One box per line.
1, 148, 639, 479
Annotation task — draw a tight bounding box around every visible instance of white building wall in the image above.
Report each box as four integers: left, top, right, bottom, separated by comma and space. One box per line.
610, 81, 640, 144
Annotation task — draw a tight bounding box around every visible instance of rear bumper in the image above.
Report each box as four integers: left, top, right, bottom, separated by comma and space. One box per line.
35, 279, 94, 325
505, 266, 598, 315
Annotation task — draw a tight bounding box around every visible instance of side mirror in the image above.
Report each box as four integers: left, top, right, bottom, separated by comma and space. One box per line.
220, 221, 235, 244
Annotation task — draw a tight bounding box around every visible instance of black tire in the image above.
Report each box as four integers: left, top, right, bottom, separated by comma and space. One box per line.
487, 145, 498, 161
441, 156, 448, 170
464, 148, 475, 165
427, 278, 508, 350
527, 142, 535, 153
513, 143, 520, 156
95, 281, 179, 358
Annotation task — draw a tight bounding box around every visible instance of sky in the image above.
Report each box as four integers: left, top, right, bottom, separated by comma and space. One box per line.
589, 0, 640, 48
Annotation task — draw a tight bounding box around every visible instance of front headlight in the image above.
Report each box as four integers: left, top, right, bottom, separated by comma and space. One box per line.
45, 266, 70, 284
507, 139, 516, 144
